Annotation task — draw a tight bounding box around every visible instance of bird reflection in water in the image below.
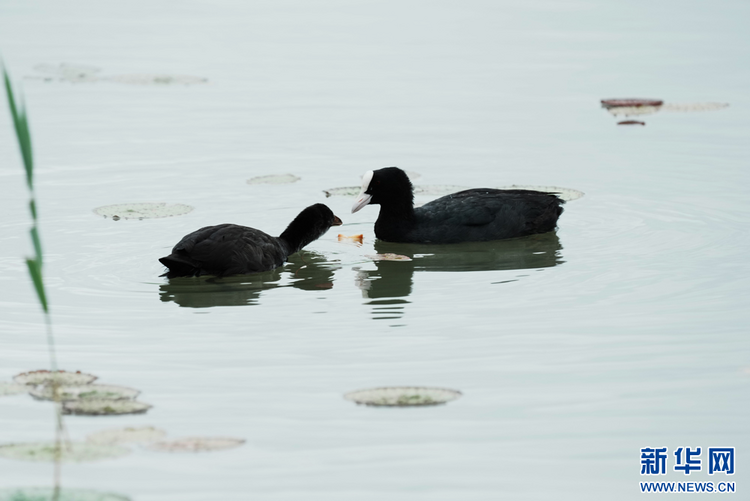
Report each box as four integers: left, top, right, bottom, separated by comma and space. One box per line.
355, 231, 564, 322
159, 251, 338, 308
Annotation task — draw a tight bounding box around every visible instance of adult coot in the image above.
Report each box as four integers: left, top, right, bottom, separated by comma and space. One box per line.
159, 203, 342, 278
351, 167, 564, 243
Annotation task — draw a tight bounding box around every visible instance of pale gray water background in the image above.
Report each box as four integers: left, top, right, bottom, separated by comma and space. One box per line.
1, 0, 749, 499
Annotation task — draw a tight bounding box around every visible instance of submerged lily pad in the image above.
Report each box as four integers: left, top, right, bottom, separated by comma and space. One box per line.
13, 370, 97, 387
366, 253, 412, 262
104, 74, 208, 85
87, 426, 167, 445
0, 442, 130, 463
93, 203, 193, 220
496, 185, 585, 202
146, 437, 245, 453
414, 185, 469, 196
30, 384, 140, 402
344, 386, 462, 407
63, 400, 152, 416
0, 382, 28, 397
247, 174, 301, 185
0, 488, 131, 501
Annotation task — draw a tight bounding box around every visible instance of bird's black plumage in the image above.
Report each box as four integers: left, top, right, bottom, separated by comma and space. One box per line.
159, 203, 342, 278
351, 167, 564, 244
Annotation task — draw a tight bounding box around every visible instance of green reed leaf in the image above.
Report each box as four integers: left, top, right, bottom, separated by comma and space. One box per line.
25, 258, 48, 313
3, 67, 34, 189
30, 226, 43, 264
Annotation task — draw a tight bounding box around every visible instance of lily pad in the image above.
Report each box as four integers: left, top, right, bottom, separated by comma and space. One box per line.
13, 370, 97, 387
661, 102, 729, 112
366, 253, 412, 262
323, 186, 360, 197
496, 185, 585, 202
104, 74, 208, 85
344, 386, 462, 407
62, 400, 152, 416
247, 174, 301, 185
601, 98, 664, 109
30, 384, 140, 402
30, 63, 101, 83
0, 382, 28, 397
0, 442, 130, 463
93, 203, 193, 220
87, 426, 167, 445
0, 488, 130, 501
145, 437, 245, 453
414, 185, 469, 196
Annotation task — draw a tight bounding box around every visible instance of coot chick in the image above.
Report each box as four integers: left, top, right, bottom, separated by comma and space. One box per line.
159, 203, 342, 278
351, 167, 564, 244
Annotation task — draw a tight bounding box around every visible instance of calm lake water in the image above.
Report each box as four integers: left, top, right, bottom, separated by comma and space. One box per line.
1, 1, 748, 499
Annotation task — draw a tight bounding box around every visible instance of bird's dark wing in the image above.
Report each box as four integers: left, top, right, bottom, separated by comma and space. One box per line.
160, 224, 289, 277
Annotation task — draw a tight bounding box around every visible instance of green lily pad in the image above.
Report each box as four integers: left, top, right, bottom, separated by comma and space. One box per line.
87, 426, 167, 445
0, 487, 131, 501
247, 174, 301, 185
344, 386, 462, 407
145, 437, 245, 453
496, 185, 585, 202
30, 384, 140, 402
62, 400, 152, 416
13, 370, 97, 387
93, 203, 193, 220
0, 442, 130, 463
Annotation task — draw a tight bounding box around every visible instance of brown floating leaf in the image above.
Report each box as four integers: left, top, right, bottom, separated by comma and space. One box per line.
30, 384, 140, 402
63, 399, 152, 416
13, 370, 97, 387
0, 441, 130, 462
601, 98, 664, 108
366, 253, 412, 262
87, 426, 167, 445
338, 234, 364, 245
146, 437, 245, 453
618, 120, 646, 126
344, 386, 462, 407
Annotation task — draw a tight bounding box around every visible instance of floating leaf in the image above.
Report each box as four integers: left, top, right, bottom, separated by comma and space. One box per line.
344, 386, 462, 407
30, 384, 140, 402
0, 442, 130, 463
13, 370, 97, 387
365, 253, 412, 262
31, 63, 101, 83
495, 185, 585, 202
146, 437, 245, 453
0, 382, 28, 397
247, 174, 301, 185
0, 487, 131, 501
104, 74, 208, 85
323, 186, 360, 197
618, 120, 646, 126
661, 102, 729, 112
601, 98, 664, 109
63, 400, 152, 416
93, 203, 193, 220
87, 426, 167, 445
413, 185, 469, 196
337, 234, 363, 245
